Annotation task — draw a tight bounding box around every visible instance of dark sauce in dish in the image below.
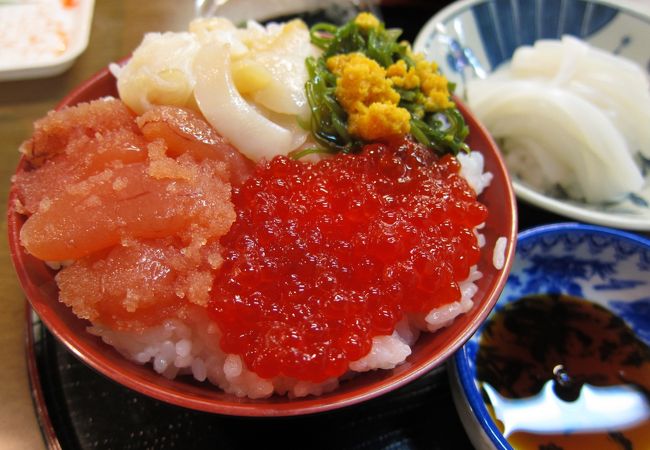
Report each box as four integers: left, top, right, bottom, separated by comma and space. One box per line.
476, 293, 650, 450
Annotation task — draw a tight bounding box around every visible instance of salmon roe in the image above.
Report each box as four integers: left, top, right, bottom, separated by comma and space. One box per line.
209, 138, 488, 382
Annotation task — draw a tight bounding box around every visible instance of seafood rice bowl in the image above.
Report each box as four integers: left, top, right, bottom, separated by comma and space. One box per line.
9, 13, 516, 409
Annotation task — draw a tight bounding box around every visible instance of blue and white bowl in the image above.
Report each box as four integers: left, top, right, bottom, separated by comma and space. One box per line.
450, 223, 650, 449
413, 0, 650, 230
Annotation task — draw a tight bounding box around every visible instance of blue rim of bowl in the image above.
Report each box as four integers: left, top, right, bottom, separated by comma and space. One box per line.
454, 222, 650, 450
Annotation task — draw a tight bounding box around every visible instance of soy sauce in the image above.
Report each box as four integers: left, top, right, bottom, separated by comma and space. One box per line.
477, 294, 650, 450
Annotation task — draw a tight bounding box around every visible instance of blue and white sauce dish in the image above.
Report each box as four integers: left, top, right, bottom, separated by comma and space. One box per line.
413, 0, 650, 230
450, 223, 650, 450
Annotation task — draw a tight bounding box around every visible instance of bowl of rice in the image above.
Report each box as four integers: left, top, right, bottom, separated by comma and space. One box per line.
414, 0, 650, 231
451, 223, 650, 449
8, 13, 517, 416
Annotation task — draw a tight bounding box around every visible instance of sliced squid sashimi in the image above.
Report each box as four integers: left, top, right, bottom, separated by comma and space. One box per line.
469, 81, 644, 202
508, 35, 650, 157
201, 19, 317, 117
193, 40, 299, 161
563, 73, 650, 158
512, 37, 646, 89
115, 32, 201, 115
243, 20, 317, 117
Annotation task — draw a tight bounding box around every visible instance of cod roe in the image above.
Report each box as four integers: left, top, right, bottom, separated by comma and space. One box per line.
14, 98, 245, 332
210, 138, 488, 383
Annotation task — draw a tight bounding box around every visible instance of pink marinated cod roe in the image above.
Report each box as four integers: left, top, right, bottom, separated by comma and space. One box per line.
209, 137, 488, 383
14, 99, 253, 331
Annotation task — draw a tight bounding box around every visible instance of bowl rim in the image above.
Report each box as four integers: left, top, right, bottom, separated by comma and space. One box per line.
8, 63, 518, 417
412, 0, 650, 232
453, 222, 650, 449
513, 186, 650, 231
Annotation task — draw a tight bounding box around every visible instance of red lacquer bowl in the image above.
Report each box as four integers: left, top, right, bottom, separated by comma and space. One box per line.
8, 67, 518, 417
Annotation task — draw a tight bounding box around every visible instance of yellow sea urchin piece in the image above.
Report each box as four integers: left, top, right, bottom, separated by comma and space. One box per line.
349, 103, 411, 140
327, 53, 399, 106
354, 12, 380, 30
387, 59, 420, 90
414, 57, 454, 111
386, 52, 454, 112
327, 52, 410, 140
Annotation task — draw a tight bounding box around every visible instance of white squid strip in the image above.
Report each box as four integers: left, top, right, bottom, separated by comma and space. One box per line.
469, 81, 644, 203
193, 41, 293, 161
509, 36, 650, 157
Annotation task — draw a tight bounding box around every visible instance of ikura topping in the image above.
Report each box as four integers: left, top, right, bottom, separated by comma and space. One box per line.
210, 138, 488, 382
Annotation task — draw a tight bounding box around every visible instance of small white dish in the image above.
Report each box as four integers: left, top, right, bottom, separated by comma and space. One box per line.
0, 0, 95, 81
413, 0, 650, 231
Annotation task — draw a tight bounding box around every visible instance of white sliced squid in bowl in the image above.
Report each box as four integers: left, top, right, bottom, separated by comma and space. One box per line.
113, 17, 320, 162
193, 41, 301, 161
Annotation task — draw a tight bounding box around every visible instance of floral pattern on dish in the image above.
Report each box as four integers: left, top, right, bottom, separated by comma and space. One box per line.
464, 224, 650, 378
454, 223, 650, 450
